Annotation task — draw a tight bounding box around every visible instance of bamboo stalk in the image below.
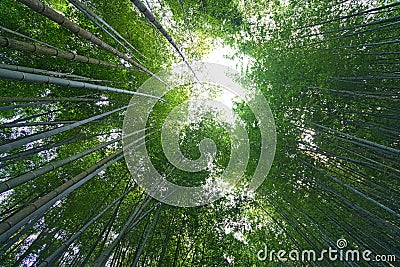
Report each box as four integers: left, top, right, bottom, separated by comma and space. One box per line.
18, 0, 154, 76
38, 188, 133, 266
0, 36, 138, 72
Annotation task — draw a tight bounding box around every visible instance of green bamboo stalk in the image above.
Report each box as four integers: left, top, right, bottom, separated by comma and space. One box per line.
0, 26, 57, 49
0, 149, 124, 243
0, 105, 129, 154
0, 68, 159, 97
68, 0, 146, 59
0, 63, 131, 83
300, 159, 400, 218
298, 2, 400, 29
17, 0, 153, 76
131, 203, 162, 267
92, 196, 153, 266
0, 137, 121, 193
68, 0, 143, 65
130, 0, 200, 82
0, 36, 138, 72
38, 188, 133, 266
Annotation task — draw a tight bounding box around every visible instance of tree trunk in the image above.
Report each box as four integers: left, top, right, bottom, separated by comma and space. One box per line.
298, 2, 400, 29
92, 196, 153, 267
18, 0, 153, 76
0, 36, 137, 72
0, 130, 120, 165
0, 68, 160, 97
130, 0, 200, 82
68, 0, 146, 59
0, 63, 130, 83
131, 203, 162, 267
0, 103, 149, 154
0, 25, 57, 49
38, 188, 133, 266
0, 149, 125, 244
300, 158, 399, 218
0, 137, 121, 193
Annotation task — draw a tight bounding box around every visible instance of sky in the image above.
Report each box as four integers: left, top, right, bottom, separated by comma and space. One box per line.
202, 40, 254, 109
203, 39, 253, 73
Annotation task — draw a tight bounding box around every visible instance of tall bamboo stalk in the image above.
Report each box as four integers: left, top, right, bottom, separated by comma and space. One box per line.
0, 105, 128, 154
0, 63, 131, 83
17, 0, 154, 76
68, 0, 146, 59
0, 150, 124, 244
0, 36, 138, 72
38, 188, 133, 266
0, 68, 158, 97
0, 137, 121, 193
130, 0, 200, 82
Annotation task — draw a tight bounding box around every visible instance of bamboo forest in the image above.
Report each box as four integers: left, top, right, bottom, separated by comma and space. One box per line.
0, 0, 399, 266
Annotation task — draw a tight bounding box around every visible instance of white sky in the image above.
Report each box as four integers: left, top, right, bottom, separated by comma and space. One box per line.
202, 40, 253, 108
203, 40, 253, 74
